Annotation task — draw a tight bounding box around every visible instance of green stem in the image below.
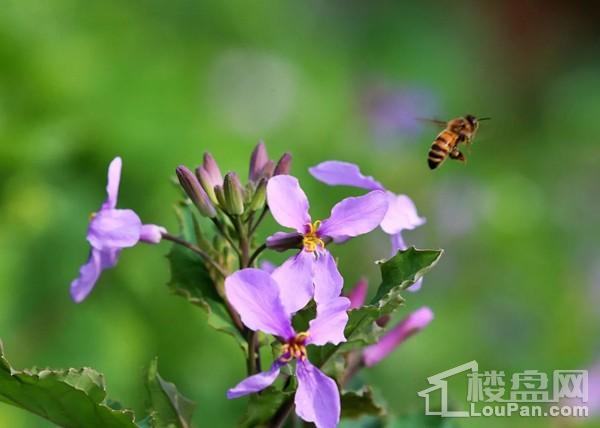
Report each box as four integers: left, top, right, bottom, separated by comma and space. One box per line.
248, 243, 267, 267
249, 205, 269, 236
161, 232, 229, 278
210, 217, 241, 258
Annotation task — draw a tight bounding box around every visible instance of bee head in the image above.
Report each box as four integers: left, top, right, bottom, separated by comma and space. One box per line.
465, 114, 478, 127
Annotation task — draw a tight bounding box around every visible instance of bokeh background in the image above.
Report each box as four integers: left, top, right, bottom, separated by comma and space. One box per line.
1, 1, 599, 427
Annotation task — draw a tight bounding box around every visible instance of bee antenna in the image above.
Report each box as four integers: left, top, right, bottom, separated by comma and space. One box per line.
477, 117, 492, 121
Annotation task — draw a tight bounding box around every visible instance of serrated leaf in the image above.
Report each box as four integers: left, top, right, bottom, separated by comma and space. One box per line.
0, 340, 139, 428
167, 204, 246, 352
238, 387, 293, 428
341, 387, 385, 419
372, 247, 443, 302
314, 248, 442, 367
145, 358, 195, 428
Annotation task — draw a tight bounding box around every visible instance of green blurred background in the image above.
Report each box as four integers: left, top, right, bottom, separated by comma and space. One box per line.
1, 1, 599, 427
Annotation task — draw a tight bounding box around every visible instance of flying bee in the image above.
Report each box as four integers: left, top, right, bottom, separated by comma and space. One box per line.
425, 114, 490, 170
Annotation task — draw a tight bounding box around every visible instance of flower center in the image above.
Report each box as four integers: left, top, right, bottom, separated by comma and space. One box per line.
302, 221, 325, 252
280, 332, 309, 362
89, 212, 97, 221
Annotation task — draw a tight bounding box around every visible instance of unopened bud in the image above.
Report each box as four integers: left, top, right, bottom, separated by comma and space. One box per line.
176, 166, 216, 218
274, 152, 292, 176
203, 152, 223, 186
347, 278, 368, 310
363, 307, 434, 367
249, 141, 269, 182
223, 172, 245, 215
249, 178, 267, 212
214, 185, 227, 209
258, 160, 275, 180
196, 166, 218, 205
266, 231, 303, 252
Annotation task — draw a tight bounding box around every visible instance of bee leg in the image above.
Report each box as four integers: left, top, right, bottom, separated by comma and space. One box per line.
450, 150, 466, 163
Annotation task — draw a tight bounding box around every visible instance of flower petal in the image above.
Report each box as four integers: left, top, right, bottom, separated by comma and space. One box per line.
319, 190, 388, 243
139, 224, 166, 244
227, 361, 283, 399
309, 161, 383, 191
363, 307, 434, 367
271, 251, 315, 315
313, 251, 343, 304
380, 192, 425, 234
266, 175, 311, 232
295, 359, 340, 428
259, 260, 277, 274
224, 268, 295, 339
307, 297, 350, 346
70, 248, 120, 303
87, 209, 142, 250
347, 278, 368, 309
102, 157, 122, 210
390, 232, 406, 255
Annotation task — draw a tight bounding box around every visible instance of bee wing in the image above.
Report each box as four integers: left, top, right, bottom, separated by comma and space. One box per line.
416, 117, 447, 127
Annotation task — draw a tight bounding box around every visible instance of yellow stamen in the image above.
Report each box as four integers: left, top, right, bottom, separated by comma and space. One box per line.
89, 212, 97, 221
280, 332, 309, 362
302, 220, 325, 252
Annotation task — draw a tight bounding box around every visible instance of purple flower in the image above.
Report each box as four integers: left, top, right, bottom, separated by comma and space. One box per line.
309, 161, 425, 291
225, 268, 350, 428
70, 157, 166, 303
362, 307, 434, 367
266, 175, 388, 313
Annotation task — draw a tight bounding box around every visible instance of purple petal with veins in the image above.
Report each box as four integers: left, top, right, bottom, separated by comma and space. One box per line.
295, 359, 340, 428
227, 361, 283, 399
267, 175, 311, 232
313, 250, 343, 304
271, 251, 315, 315
225, 268, 295, 339
380, 192, 425, 235
309, 161, 383, 191
307, 297, 350, 346
319, 190, 388, 243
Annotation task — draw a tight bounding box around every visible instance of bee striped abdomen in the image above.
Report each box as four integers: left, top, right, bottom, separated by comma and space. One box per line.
428, 131, 455, 169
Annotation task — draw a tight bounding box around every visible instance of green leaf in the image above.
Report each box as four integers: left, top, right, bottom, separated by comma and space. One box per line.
167, 204, 246, 352
0, 340, 139, 428
145, 358, 195, 428
314, 248, 443, 367
238, 387, 293, 428
341, 387, 385, 419
372, 247, 443, 303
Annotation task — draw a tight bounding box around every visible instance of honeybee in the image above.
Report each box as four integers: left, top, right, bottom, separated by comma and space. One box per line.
425, 114, 490, 170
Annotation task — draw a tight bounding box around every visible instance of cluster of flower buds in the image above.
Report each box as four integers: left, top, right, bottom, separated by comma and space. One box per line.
176, 142, 291, 219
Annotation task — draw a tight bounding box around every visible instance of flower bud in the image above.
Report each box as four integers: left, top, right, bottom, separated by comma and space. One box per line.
214, 185, 227, 209
266, 231, 303, 251
274, 152, 292, 176
248, 178, 267, 212
175, 165, 216, 218
249, 141, 269, 182
362, 307, 434, 367
258, 160, 275, 180
203, 152, 223, 186
196, 166, 218, 205
347, 278, 368, 310
223, 172, 245, 215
